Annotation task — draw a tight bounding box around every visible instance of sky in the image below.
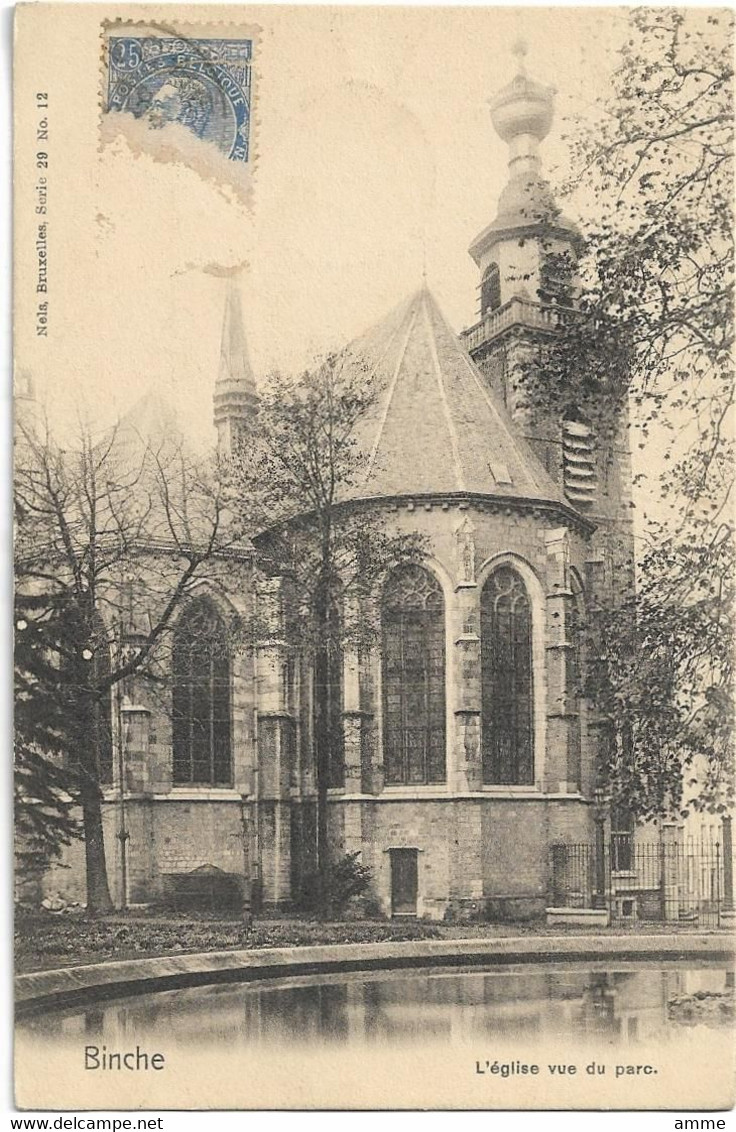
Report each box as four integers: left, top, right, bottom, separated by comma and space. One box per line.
13, 4, 628, 448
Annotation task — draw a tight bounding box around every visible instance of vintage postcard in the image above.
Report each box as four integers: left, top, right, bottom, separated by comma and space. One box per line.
12, 2, 735, 1112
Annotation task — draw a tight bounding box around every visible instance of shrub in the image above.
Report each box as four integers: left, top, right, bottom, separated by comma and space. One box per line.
298, 852, 373, 918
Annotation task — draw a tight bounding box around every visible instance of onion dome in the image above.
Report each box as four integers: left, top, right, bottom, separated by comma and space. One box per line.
469, 41, 581, 265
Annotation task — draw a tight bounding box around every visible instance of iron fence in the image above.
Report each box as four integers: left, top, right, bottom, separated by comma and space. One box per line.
549, 832, 726, 928
549, 842, 595, 909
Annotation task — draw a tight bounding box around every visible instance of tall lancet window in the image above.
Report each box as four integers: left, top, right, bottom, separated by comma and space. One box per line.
481, 263, 502, 316
382, 565, 446, 785
481, 567, 534, 785
172, 598, 232, 785
313, 592, 345, 789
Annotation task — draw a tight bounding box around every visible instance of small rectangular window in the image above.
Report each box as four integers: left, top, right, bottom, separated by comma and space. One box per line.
611, 808, 635, 872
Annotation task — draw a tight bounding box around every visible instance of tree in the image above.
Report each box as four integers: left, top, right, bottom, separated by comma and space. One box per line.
550, 8, 734, 817
14, 586, 82, 886
233, 352, 424, 882
14, 409, 247, 911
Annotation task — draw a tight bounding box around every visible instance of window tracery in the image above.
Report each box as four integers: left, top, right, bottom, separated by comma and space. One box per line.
382, 565, 446, 785
172, 598, 232, 785
481, 566, 534, 785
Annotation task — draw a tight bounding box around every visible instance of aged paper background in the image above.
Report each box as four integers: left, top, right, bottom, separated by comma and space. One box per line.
14, 2, 629, 449
12, 1, 735, 1114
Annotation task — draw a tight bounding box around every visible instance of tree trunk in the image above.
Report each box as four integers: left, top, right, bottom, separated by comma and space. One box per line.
313, 569, 337, 880
78, 708, 113, 914
313, 633, 331, 876
80, 782, 114, 914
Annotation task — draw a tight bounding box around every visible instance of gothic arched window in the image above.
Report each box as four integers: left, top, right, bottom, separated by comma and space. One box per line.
313, 592, 345, 789
382, 564, 446, 785
481, 263, 502, 316
481, 566, 534, 785
172, 598, 231, 785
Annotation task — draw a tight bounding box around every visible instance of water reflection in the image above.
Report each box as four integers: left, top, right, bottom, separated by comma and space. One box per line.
21, 964, 731, 1050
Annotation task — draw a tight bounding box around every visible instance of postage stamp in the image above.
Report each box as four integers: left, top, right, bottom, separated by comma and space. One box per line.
105, 35, 252, 162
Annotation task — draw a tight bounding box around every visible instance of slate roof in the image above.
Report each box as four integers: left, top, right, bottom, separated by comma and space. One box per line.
118, 391, 183, 449
343, 287, 573, 512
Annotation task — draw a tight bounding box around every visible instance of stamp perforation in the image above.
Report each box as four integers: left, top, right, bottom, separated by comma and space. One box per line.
98, 17, 262, 207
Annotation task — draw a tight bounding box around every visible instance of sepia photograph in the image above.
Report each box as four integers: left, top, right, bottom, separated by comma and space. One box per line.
11, 2, 735, 1112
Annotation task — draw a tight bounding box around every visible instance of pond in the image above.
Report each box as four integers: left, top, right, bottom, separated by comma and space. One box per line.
17, 959, 733, 1109
20, 961, 733, 1047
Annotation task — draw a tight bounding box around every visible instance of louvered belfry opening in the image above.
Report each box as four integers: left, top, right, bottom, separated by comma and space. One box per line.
562, 415, 596, 507
481, 567, 534, 785
172, 598, 232, 786
382, 564, 446, 785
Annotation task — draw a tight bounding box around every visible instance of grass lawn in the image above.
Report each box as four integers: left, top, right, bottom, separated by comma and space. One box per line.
14, 910, 721, 975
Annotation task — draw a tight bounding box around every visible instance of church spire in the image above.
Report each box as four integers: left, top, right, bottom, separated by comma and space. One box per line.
213, 278, 258, 455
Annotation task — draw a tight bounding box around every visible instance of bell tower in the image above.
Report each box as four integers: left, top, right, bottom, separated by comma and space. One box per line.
461, 42, 634, 602
462, 41, 582, 417
472, 44, 581, 302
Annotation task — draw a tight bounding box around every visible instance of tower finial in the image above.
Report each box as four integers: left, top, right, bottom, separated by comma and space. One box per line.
511, 37, 528, 74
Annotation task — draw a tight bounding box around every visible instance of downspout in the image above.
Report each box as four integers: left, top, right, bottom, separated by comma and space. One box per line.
251, 580, 261, 910
115, 672, 129, 911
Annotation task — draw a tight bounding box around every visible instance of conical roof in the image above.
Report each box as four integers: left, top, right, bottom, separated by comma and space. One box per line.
343, 288, 575, 513
119, 391, 183, 447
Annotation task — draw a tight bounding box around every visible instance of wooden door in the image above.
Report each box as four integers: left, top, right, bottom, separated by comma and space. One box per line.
391, 849, 418, 916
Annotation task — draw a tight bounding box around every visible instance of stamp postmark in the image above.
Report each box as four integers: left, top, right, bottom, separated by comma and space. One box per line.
105, 35, 253, 162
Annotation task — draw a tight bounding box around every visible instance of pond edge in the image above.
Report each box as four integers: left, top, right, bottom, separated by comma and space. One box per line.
16, 932, 735, 1017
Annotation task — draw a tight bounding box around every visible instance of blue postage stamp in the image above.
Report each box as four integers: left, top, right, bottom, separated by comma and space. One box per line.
106, 37, 252, 162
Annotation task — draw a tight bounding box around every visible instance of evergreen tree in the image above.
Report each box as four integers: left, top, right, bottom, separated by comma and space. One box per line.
14, 586, 82, 883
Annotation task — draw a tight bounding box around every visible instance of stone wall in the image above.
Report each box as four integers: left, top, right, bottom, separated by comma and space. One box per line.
35, 493, 605, 916
322, 795, 593, 921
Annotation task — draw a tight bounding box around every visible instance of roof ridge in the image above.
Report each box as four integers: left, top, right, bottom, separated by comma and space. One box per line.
363, 298, 420, 486
341, 286, 579, 516
422, 293, 466, 492
424, 290, 566, 504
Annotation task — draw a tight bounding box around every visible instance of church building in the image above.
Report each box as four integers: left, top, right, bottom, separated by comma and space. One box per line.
44, 50, 635, 921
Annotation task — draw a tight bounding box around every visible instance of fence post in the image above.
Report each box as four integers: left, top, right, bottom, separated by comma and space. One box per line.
722, 816, 733, 913
593, 790, 610, 911
661, 821, 681, 922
